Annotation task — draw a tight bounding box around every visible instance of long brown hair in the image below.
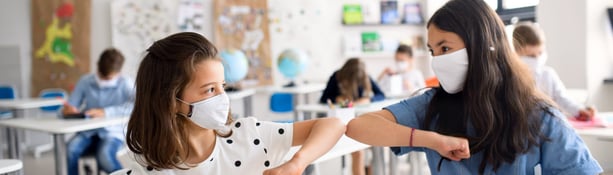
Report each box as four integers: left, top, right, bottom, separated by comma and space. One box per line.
423, 0, 552, 173
126, 32, 232, 170
335, 58, 371, 101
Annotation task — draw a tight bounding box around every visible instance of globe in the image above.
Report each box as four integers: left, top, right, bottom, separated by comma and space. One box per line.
277, 49, 309, 84
220, 49, 249, 83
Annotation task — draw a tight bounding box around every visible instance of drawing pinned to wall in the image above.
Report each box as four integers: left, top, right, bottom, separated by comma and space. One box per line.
31, 0, 91, 96
111, 0, 175, 78
177, 0, 205, 32
214, 0, 272, 86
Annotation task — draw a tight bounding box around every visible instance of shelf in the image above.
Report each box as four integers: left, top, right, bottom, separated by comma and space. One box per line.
344, 52, 394, 58
342, 23, 425, 27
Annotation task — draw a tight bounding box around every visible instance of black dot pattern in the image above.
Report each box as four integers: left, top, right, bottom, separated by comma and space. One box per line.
278, 128, 285, 134
234, 160, 241, 167
264, 148, 268, 154
254, 139, 260, 145
210, 157, 214, 161
264, 160, 270, 167
256, 122, 260, 126
235, 122, 241, 128
226, 139, 233, 144
146, 166, 153, 171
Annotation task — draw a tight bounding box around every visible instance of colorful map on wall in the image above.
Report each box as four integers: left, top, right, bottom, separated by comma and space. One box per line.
214, 0, 273, 86
31, 0, 91, 96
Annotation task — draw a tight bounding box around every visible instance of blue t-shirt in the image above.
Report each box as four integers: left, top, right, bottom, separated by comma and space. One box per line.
384, 89, 602, 175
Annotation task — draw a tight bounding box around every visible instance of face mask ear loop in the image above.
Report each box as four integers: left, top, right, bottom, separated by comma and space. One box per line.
175, 98, 193, 118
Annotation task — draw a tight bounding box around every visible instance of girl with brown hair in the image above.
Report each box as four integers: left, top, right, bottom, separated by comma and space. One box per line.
122, 32, 345, 175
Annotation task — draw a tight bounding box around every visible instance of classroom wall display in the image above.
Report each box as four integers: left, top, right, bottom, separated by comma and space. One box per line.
111, 0, 174, 79
214, 0, 273, 86
31, 0, 91, 96
111, 0, 206, 79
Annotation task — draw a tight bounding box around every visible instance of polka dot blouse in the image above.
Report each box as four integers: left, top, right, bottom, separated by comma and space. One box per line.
121, 117, 293, 175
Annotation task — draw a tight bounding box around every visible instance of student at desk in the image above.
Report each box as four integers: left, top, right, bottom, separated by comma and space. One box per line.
62, 48, 135, 175
377, 44, 426, 94
319, 58, 384, 175
346, 0, 602, 174
513, 22, 596, 121
122, 32, 344, 175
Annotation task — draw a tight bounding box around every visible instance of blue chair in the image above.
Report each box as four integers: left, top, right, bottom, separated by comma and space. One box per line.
269, 93, 294, 113
0, 85, 16, 118
39, 88, 67, 112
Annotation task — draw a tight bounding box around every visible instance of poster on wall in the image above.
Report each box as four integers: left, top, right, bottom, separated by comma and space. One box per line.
214, 0, 273, 86
111, 0, 206, 79
111, 0, 174, 79
31, 0, 91, 96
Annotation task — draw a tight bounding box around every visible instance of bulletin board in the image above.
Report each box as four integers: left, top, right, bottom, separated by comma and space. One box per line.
31, 0, 91, 96
213, 0, 273, 86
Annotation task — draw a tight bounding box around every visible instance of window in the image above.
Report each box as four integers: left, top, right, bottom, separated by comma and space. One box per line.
488, 0, 539, 25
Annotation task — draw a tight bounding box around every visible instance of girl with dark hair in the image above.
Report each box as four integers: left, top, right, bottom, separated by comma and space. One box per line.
346, 0, 602, 174
122, 32, 345, 175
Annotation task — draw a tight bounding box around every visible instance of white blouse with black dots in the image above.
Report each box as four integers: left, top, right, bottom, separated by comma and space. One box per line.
122, 117, 293, 175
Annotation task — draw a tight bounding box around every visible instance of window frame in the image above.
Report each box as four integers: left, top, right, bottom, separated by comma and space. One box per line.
493, 0, 537, 25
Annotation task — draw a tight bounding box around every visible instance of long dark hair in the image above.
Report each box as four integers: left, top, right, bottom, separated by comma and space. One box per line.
126, 32, 232, 170
336, 58, 371, 101
423, 0, 552, 173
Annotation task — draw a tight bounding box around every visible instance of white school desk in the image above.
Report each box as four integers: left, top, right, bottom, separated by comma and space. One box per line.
0, 117, 128, 175
227, 89, 256, 118
0, 159, 22, 174
0, 98, 64, 160
259, 83, 326, 121
284, 136, 370, 175
295, 98, 404, 175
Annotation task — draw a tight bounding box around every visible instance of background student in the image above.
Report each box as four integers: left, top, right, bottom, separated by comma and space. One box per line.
62, 48, 135, 175
513, 22, 596, 121
346, 0, 602, 174
378, 44, 426, 94
122, 32, 345, 175
319, 58, 385, 175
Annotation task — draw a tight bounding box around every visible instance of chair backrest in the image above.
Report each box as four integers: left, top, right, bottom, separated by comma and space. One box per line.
39, 88, 67, 112
0, 85, 16, 100
269, 93, 293, 113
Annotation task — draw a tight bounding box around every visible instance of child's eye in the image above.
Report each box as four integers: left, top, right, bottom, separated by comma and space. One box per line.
442, 47, 450, 53
206, 88, 215, 93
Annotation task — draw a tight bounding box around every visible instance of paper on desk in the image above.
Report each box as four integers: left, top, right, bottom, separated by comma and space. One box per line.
569, 114, 612, 129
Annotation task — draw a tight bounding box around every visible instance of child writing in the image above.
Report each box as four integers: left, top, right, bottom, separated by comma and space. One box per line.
513, 22, 596, 121
346, 0, 602, 174
377, 44, 426, 94
319, 58, 385, 175
121, 32, 345, 175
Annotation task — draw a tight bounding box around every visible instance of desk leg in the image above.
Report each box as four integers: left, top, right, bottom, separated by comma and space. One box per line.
7, 127, 20, 159
243, 95, 253, 118
293, 94, 301, 121
371, 147, 386, 175
389, 150, 397, 175
53, 134, 67, 175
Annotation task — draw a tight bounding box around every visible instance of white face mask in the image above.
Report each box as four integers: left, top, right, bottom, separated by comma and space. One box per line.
177, 93, 231, 134
96, 75, 119, 88
395, 61, 409, 73
520, 53, 548, 71
431, 48, 469, 94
